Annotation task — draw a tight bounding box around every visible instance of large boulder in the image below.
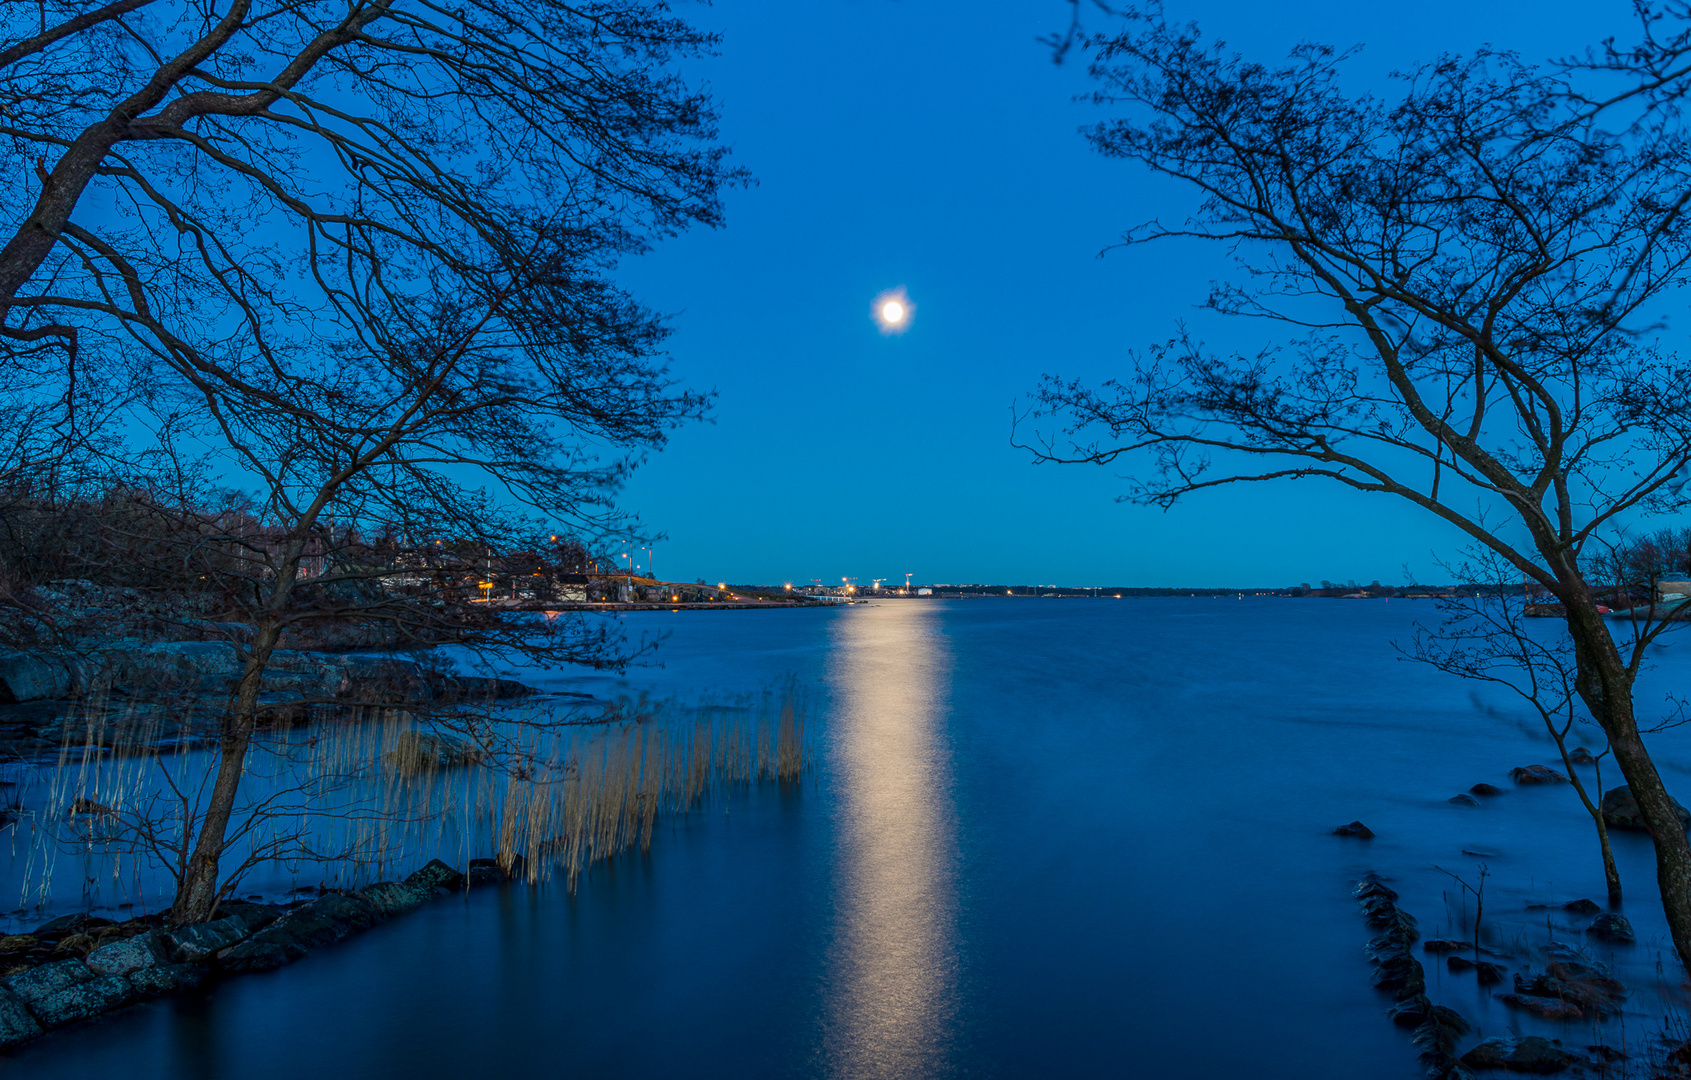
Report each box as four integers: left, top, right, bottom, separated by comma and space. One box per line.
405, 859, 464, 891
217, 901, 284, 933
27, 974, 132, 1029
0, 985, 41, 1047
1586, 913, 1636, 943
214, 928, 306, 974
217, 891, 381, 974
360, 881, 435, 915
128, 963, 205, 997
334, 657, 433, 703
0, 652, 73, 703
2, 958, 93, 1004
384, 731, 483, 775
1600, 785, 1691, 832
1462, 1036, 1575, 1073
104, 641, 244, 695
163, 915, 250, 962
84, 935, 160, 977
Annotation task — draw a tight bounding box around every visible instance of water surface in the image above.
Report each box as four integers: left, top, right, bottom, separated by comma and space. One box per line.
14, 598, 1691, 1078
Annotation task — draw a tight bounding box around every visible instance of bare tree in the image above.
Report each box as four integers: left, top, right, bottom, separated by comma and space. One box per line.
1408, 550, 1629, 904
1024, 10, 1691, 968
0, 0, 743, 923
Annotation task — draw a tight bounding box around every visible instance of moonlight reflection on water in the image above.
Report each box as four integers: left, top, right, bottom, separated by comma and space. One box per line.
824, 603, 958, 1078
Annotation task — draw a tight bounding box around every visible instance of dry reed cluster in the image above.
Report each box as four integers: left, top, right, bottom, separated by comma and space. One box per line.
2, 684, 810, 917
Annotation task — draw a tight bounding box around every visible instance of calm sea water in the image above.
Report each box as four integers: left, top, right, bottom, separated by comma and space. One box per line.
14, 598, 1691, 1078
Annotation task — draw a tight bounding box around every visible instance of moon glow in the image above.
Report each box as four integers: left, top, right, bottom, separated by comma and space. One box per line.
872, 287, 914, 334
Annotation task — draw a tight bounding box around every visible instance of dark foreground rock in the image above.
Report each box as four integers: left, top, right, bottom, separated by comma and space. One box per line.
1511, 764, 1569, 785
1586, 913, 1636, 943
3, 958, 92, 1003
29, 974, 132, 1029
0, 985, 41, 1046
1354, 875, 1476, 1080
164, 915, 250, 962
1470, 782, 1504, 796
1501, 993, 1585, 1020
1562, 898, 1602, 917
31, 913, 115, 942
1445, 955, 1505, 985
383, 730, 485, 775
128, 964, 204, 998
1333, 820, 1375, 838
84, 935, 159, 976
360, 881, 436, 915
406, 858, 464, 891
218, 891, 383, 973
1600, 784, 1691, 832
1462, 1035, 1575, 1073
0, 857, 469, 1048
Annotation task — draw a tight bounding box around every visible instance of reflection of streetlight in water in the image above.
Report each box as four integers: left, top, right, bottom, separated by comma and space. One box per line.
824, 602, 957, 1078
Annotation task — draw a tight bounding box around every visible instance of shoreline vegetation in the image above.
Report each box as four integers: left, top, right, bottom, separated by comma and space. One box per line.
0, 684, 811, 1052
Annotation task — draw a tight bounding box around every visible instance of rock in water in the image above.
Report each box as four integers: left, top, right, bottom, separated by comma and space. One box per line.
383, 731, 483, 775
1511, 764, 1569, 785
1509, 1036, 1576, 1073
0, 986, 41, 1047
1462, 1036, 1575, 1073
164, 916, 250, 962
27, 975, 132, 1029
405, 859, 464, 891
1448, 793, 1481, 807
1469, 783, 1504, 796
1421, 940, 1473, 954
2, 959, 92, 1004
128, 964, 205, 997
1459, 1038, 1511, 1071
1332, 820, 1375, 838
84, 936, 159, 977
360, 881, 435, 915
1586, 913, 1636, 943
1600, 785, 1691, 832
218, 901, 284, 932
1500, 993, 1585, 1020
0, 652, 73, 703
1562, 898, 1602, 917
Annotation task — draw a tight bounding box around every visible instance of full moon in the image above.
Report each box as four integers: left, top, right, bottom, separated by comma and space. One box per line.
871, 287, 914, 334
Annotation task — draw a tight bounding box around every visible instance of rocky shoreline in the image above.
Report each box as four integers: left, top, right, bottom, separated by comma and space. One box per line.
0, 856, 509, 1051
0, 640, 541, 758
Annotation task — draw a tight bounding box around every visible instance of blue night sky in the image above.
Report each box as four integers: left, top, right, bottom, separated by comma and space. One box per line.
611, 0, 1634, 588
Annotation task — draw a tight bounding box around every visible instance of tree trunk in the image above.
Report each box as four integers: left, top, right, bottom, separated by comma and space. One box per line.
1564, 598, 1691, 963
167, 617, 281, 926
1554, 741, 1623, 904
1596, 813, 1622, 906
